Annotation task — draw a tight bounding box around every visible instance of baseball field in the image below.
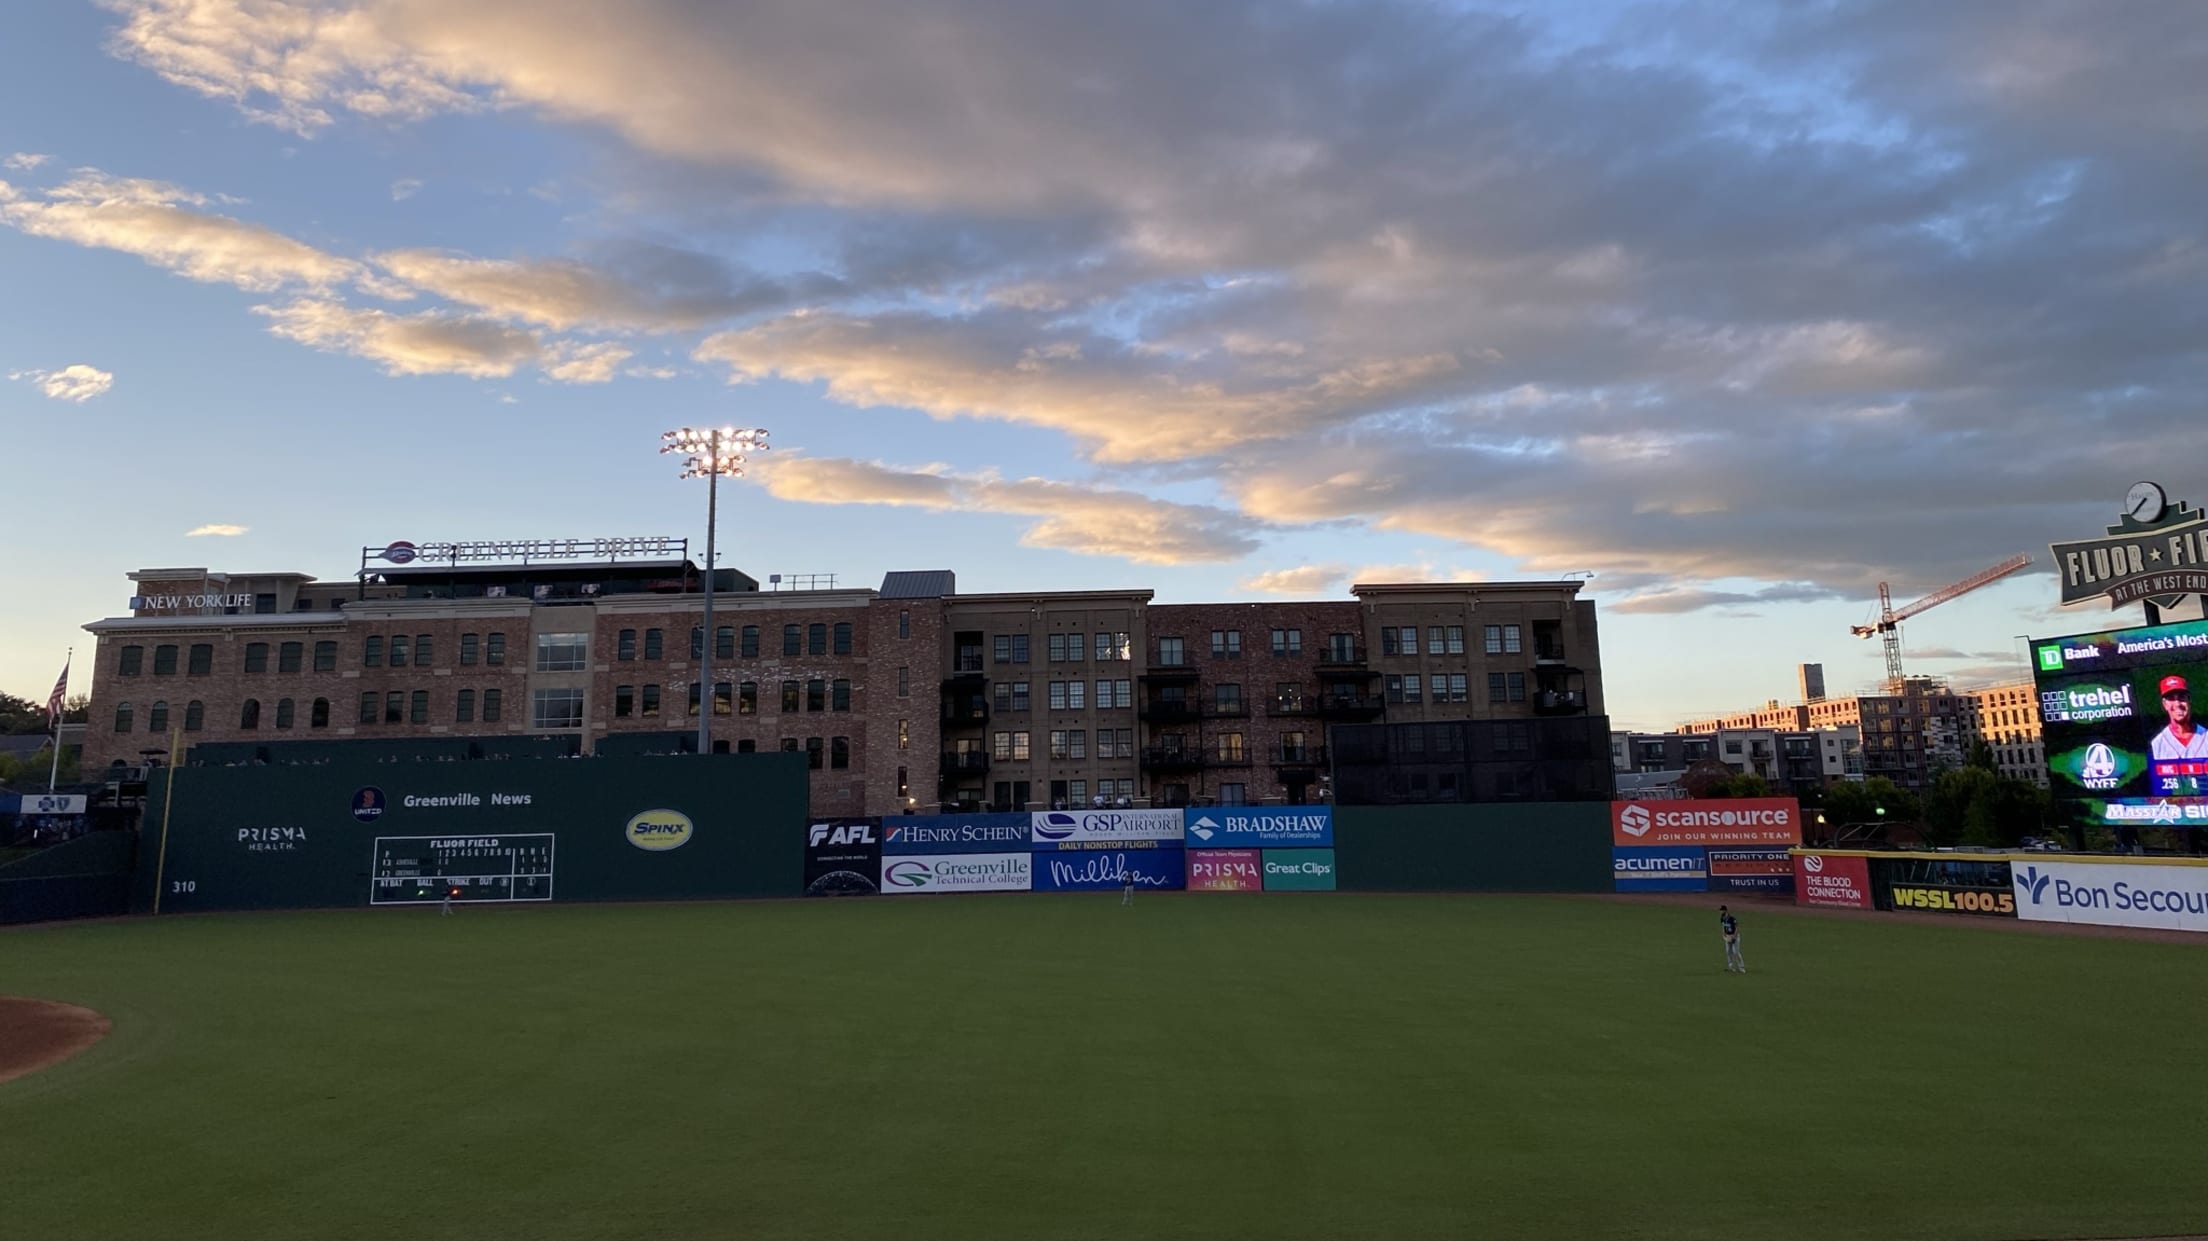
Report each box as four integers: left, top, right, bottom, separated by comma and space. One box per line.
3, 893, 2204, 1241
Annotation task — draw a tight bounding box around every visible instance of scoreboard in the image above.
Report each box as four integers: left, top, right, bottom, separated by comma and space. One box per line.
370, 835, 555, 905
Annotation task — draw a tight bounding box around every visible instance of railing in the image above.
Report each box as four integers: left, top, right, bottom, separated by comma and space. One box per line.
939, 752, 990, 775
1209, 749, 1253, 767
1535, 642, 1567, 664
941, 701, 990, 725
1315, 695, 1384, 717
1138, 701, 1200, 722
1318, 643, 1365, 665
951, 653, 985, 674
1205, 700, 1250, 718
1139, 747, 1205, 771
1268, 694, 1316, 716
1273, 745, 1328, 767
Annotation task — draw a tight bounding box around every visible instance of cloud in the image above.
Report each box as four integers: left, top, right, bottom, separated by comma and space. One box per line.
3, 153, 48, 171
8, 364, 116, 402
85, 1, 2208, 605
542, 340, 630, 384
0, 168, 369, 291
256, 299, 542, 377
1239, 565, 1347, 596
390, 178, 421, 200
185, 523, 249, 537
753, 456, 1264, 564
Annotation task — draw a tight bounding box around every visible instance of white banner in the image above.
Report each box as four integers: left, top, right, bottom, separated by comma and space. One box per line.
1030, 808, 1184, 844
2010, 858, 2208, 933
19, 794, 87, 815
879, 852, 1032, 894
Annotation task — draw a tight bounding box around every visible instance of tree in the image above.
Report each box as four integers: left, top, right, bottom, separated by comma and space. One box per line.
0, 693, 48, 735
1966, 739, 1997, 771
0, 744, 79, 787
1823, 777, 1917, 830
1706, 773, 1775, 799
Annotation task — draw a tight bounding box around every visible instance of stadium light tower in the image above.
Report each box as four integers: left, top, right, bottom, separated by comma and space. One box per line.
660, 426, 769, 755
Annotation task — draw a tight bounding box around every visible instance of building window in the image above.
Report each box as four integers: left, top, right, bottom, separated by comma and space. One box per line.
1049, 682, 1067, 711
898, 610, 911, 639
1069, 730, 1088, 760
482, 689, 502, 722
457, 689, 476, 723
460, 634, 478, 666
390, 635, 409, 666
146, 701, 169, 733
1484, 624, 1522, 655
993, 731, 1013, 761
799, 678, 820, 712
359, 692, 378, 725
1444, 674, 1468, 703
1097, 631, 1130, 661
119, 645, 144, 676
381, 691, 401, 724
691, 626, 704, 659
239, 699, 261, 730
1048, 634, 1067, 662
641, 685, 661, 718
412, 635, 433, 666
616, 629, 637, 661
310, 698, 329, 728
486, 634, 507, 666
245, 642, 270, 673
1157, 637, 1185, 666
153, 644, 179, 675
275, 698, 295, 729
899, 719, 910, 751
1211, 630, 1242, 658
833, 622, 853, 655
740, 625, 759, 658
535, 633, 588, 671
1426, 627, 1445, 656
615, 686, 634, 718
532, 688, 584, 729
1216, 733, 1245, 762
715, 682, 733, 716
897, 766, 910, 798
178, 700, 203, 731
641, 629, 662, 660
686, 683, 702, 717
1220, 782, 1247, 806
188, 644, 214, 675
739, 681, 758, 714
1487, 672, 1527, 703
832, 679, 851, 711
782, 680, 801, 713
801, 623, 823, 656
410, 690, 429, 724
806, 737, 824, 769
1271, 628, 1302, 656
831, 736, 850, 769
274, 642, 301, 673
113, 702, 133, 733
1050, 730, 1070, 760
1061, 680, 1081, 710
1216, 683, 1243, 713
782, 624, 800, 655
1446, 626, 1465, 654
1013, 731, 1032, 761
898, 666, 910, 697
1109, 728, 1135, 759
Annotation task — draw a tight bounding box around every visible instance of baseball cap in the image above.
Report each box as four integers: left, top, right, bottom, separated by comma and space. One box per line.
2163, 675, 2189, 697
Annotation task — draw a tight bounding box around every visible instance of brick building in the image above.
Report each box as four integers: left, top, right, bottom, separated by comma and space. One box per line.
1680, 677, 1982, 791
82, 549, 1606, 814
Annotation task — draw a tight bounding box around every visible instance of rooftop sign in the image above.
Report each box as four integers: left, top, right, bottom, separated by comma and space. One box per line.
362, 536, 685, 567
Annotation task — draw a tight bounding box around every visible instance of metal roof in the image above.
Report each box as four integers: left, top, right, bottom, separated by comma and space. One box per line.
879, 570, 957, 598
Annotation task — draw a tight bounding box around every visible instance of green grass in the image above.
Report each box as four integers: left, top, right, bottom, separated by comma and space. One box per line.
4, 894, 2205, 1241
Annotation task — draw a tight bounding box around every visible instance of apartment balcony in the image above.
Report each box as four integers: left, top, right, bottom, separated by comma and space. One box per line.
939, 751, 991, 776
1140, 659, 1201, 682
1534, 642, 1569, 666
1315, 694, 1385, 721
1138, 700, 1201, 723
1205, 700, 1251, 719
1532, 690, 1589, 717
1273, 744, 1328, 772
1208, 749, 1254, 768
1139, 746, 1206, 772
1316, 643, 1367, 667
941, 700, 991, 727
1267, 693, 1317, 717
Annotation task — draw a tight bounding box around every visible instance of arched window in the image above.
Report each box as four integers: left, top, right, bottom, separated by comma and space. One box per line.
275, 698, 296, 729
240, 699, 261, 730
184, 700, 206, 732
113, 702, 134, 733
148, 701, 170, 733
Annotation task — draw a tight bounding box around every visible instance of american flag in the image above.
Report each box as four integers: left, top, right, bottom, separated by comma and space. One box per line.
45, 657, 68, 731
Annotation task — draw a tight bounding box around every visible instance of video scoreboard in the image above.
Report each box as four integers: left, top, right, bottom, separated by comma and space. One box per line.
370, 835, 555, 905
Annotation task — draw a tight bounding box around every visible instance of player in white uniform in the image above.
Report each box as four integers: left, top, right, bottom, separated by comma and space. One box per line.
1719, 906, 1744, 973
2151, 676, 2208, 759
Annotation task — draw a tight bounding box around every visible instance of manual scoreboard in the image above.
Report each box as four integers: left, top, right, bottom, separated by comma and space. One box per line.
370, 835, 555, 905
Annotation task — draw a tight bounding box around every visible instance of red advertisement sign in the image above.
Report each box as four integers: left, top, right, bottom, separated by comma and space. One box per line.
1610, 799, 1803, 847
1794, 851, 1872, 909
1188, 849, 1262, 892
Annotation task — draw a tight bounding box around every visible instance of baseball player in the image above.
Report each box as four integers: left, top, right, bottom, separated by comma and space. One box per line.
1719, 905, 1745, 973
1121, 866, 1135, 907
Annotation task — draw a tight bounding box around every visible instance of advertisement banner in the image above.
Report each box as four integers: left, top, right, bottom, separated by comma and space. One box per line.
803, 818, 881, 897
2011, 858, 2208, 933
880, 812, 1033, 854
1262, 849, 1337, 891
1872, 855, 2016, 918
1188, 849, 1263, 891
1706, 847, 1795, 894
878, 852, 1032, 895
1032, 848, 1187, 892
1794, 851, 1872, 909
1031, 808, 1185, 845
1184, 807, 1334, 849
1613, 846, 1707, 892
1610, 799, 1802, 847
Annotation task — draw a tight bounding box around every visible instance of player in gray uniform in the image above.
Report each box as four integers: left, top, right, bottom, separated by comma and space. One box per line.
1121, 866, 1135, 907
1719, 905, 1744, 973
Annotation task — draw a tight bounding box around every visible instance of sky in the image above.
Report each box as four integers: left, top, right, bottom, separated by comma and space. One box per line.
2, 0, 2198, 731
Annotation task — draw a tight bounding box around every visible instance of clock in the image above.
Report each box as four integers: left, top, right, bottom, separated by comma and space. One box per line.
2126, 481, 2167, 524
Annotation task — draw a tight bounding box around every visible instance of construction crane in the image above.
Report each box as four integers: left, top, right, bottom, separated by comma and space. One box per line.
1850, 553, 2034, 686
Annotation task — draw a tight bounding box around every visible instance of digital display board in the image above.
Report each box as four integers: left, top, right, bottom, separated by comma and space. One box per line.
2031, 619, 2208, 828
370, 835, 556, 904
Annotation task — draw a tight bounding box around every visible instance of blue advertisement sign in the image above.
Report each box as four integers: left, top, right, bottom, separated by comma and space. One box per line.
1182, 806, 1334, 849
1031, 847, 1188, 892
1613, 846, 1708, 892
880, 813, 1034, 854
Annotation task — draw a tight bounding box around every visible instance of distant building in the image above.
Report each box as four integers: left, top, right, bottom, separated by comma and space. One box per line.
1681, 677, 1971, 792
1963, 680, 2047, 788
1612, 725, 1861, 796
1799, 662, 1826, 703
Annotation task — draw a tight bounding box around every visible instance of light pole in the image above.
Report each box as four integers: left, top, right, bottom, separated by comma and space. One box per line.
661, 426, 768, 755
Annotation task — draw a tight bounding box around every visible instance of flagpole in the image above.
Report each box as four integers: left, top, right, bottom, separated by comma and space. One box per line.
47, 647, 69, 793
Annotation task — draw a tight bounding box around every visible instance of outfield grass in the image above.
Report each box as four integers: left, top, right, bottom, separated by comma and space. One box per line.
3, 894, 2205, 1241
